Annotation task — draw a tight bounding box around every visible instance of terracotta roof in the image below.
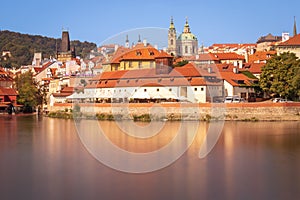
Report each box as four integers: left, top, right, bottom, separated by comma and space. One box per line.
248, 51, 276, 63
86, 63, 222, 89
0, 67, 13, 82
241, 63, 265, 74
278, 34, 300, 46
61, 87, 74, 93
119, 46, 160, 61
109, 46, 131, 64
212, 52, 245, 60
211, 43, 256, 48
189, 53, 220, 61
220, 71, 257, 87
0, 87, 18, 96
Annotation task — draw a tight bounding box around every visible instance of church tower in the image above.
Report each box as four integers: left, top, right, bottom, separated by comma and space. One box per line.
61, 31, 70, 52
125, 35, 130, 48
167, 17, 177, 56
176, 17, 198, 57
293, 16, 297, 36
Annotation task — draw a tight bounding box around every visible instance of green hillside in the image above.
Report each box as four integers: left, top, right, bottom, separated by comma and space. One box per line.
0, 30, 97, 68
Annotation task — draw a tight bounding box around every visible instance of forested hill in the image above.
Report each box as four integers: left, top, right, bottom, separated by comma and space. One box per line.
0, 30, 97, 68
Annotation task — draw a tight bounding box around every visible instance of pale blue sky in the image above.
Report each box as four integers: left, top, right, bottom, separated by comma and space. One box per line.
0, 0, 299, 47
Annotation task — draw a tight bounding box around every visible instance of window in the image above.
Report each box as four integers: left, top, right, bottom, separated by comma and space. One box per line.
170, 39, 173, 45
185, 46, 188, 53
194, 88, 197, 91
157, 88, 160, 92
201, 87, 204, 91
169, 88, 172, 92
150, 61, 154, 68
138, 61, 142, 68
144, 89, 147, 92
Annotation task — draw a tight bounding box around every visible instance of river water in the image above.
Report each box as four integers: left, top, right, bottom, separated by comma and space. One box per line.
0, 115, 300, 200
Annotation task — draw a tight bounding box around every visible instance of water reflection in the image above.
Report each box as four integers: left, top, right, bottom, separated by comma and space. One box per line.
0, 116, 300, 200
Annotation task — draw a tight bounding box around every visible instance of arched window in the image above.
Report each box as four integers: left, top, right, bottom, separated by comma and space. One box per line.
185, 46, 188, 53
170, 39, 173, 45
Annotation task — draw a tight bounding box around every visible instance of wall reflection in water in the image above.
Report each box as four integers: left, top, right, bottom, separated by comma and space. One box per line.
0, 116, 300, 200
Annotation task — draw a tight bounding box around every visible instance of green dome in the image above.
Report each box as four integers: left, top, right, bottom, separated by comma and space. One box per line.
177, 32, 198, 41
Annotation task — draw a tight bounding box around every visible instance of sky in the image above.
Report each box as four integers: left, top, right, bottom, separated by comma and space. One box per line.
0, 0, 299, 48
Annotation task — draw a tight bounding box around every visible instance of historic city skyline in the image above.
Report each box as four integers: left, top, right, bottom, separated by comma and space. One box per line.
0, 0, 299, 46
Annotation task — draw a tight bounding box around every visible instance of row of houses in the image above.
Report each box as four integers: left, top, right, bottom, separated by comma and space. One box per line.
1, 28, 300, 110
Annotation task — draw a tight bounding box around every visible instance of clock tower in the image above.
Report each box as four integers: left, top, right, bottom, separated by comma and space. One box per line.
167, 17, 177, 56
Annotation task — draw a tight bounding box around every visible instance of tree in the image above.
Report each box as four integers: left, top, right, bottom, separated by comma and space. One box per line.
260, 52, 300, 100
15, 71, 46, 112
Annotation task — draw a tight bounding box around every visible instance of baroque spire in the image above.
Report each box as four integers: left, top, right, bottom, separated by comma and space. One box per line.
169, 16, 175, 29
293, 16, 297, 36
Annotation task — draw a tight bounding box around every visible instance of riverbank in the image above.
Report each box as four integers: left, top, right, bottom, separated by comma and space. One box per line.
47, 102, 300, 121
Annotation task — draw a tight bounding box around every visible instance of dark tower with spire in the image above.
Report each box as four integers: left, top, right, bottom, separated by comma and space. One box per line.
61, 31, 70, 52
57, 30, 75, 62
293, 16, 297, 36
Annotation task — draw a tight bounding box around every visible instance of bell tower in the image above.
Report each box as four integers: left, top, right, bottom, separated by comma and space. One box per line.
168, 16, 177, 56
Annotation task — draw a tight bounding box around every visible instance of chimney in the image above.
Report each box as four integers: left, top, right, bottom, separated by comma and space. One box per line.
233, 61, 238, 67
233, 67, 239, 74
143, 39, 147, 47
208, 66, 212, 73
239, 61, 243, 69
114, 44, 119, 51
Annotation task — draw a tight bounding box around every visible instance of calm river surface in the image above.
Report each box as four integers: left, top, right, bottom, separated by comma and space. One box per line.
0, 115, 300, 200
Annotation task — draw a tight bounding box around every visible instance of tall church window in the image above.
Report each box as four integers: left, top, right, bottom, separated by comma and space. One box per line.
178, 46, 181, 54
192, 46, 195, 54
185, 46, 188, 54
171, 39, 173, 45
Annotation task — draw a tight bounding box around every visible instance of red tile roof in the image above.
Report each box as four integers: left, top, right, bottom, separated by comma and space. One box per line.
248, 51, 276, 63
220, 71, 256, 87
212, 52, 245, 60
86, 63, 222, 89
189, 53, 220, 61
278, 34, 300, 46
211, 43, 256, 48
0, 87, 18, 96
241, 63, 265, 74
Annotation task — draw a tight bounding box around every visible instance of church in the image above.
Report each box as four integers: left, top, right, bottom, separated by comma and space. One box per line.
168, 17, 198, 57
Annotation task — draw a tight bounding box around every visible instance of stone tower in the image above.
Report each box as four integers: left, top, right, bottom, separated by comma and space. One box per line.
61, 31, 70, 52
167, 17, 177, 56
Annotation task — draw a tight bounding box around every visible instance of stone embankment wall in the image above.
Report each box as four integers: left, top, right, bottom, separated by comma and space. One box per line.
50, 102, 300, 121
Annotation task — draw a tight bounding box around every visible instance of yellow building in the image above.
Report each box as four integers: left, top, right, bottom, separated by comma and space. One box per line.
103, 43, 173, 72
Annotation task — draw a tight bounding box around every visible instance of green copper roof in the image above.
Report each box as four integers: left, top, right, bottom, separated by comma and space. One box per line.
177, 32, 198, 41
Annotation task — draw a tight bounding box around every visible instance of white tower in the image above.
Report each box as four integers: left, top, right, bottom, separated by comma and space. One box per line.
167, 17, 177, 56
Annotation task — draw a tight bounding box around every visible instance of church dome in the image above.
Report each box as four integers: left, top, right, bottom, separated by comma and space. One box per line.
177, 18, 198, 41
177, 32, 198, 41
